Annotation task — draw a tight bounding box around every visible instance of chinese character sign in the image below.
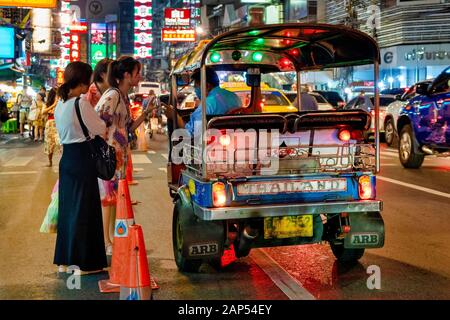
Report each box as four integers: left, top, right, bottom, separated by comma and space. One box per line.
70, 33, 81, 62
162, 28, 195, 42
134, 0, 152, 59
164, 8, 190, 26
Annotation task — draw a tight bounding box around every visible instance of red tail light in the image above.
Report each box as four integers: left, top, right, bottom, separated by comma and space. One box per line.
338, 129, 351, 142
212, 182, 227, 207
358, 175, 373, 200
219, 134, 231, 147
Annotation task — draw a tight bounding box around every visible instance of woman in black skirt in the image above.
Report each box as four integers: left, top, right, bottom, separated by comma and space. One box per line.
53, 62, 107, 274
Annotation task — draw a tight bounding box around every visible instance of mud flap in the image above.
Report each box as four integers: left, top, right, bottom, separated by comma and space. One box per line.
177, 187, 225, 260
344, 211, 385, 249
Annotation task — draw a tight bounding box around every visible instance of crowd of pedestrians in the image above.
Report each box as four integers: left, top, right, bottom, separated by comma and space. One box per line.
51, 57, 156, 274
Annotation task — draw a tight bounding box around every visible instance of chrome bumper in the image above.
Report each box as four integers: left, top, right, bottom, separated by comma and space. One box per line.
193, 200, 382, 221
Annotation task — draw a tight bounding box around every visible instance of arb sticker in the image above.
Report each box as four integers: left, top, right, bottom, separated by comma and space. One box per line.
189, 243, 219, 256
351, 233, 379, 246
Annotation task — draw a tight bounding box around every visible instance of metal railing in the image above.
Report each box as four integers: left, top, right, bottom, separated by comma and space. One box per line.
183, 142, 376, 177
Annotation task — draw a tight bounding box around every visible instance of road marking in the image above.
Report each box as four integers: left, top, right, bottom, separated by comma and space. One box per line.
161, 153, 168, 160
0, 171, 38, 175
250, 249, 316, 300
131, 154, 152, 164
384, 148, 398, 154
147, 150, 156, 154
134, 168, 144, 172
380, 152, 397, 158
2, 156, 33, 167
158, 167, 167, 173
377, 175, 450, 199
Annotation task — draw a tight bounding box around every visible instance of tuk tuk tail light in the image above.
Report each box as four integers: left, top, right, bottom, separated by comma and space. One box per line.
358, 175, 373, 200
338, 129, 351, 142
212, 182, 227, 207
219, 134, 231, 147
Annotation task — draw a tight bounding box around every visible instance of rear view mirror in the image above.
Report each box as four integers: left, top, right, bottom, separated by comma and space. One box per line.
246, 68, 261, 87
176, 74, 191, 87
415, 82, 430, 95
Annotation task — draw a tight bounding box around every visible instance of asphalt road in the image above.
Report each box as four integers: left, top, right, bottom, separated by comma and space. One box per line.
0, 131, 449, 300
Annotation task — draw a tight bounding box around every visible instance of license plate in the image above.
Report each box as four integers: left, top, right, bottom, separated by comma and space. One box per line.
237, 178, 347, 196
264, 215, 313, 239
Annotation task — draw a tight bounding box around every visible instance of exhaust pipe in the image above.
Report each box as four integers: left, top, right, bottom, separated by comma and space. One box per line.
421, 146, 434, 155
243, 225, 259, 240
235, 224, 259, 258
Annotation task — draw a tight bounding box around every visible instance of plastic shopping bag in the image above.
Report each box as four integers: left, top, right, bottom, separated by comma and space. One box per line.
40, 180, 59, 234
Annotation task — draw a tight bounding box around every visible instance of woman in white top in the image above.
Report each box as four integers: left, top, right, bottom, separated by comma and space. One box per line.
95, 56, 156, 253
53, 61, 107, 275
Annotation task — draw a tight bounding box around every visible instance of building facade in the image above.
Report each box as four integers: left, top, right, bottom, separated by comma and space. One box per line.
325, 0, 450, 88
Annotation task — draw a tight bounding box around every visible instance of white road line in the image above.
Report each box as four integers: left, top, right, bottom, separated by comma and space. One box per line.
3, 156, 34, 167
384, 148, 398, 154
380, 152, 397, 158
158, 167, 167, 173
147, 150, 156, 154
377, 175, 450, 199
250, 249, 316, 300
161, 153, 168, 160
131, 154, 152, 164
0, 171, 38, 175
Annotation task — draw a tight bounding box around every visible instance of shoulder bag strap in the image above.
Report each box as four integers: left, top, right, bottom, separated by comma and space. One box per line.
74, 97, 91, 141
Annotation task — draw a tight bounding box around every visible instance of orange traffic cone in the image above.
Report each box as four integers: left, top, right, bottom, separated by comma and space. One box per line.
120, 225, 152, 300
98, 179, 135, 293
126, 152, 138, 185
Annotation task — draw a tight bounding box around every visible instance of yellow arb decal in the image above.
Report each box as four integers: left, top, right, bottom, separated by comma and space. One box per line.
264, 215, 313, 239
188, 179, 196, 195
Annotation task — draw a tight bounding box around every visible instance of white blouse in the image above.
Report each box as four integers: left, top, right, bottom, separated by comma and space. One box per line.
55, 96, 106, 144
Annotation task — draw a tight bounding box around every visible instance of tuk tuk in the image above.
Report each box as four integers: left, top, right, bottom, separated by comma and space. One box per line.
167, 23, 384, 272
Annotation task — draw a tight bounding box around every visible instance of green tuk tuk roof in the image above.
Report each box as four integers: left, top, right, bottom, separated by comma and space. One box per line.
172, 23, 380, 75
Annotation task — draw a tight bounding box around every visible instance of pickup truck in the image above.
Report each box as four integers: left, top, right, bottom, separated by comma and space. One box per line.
397, 66, 450, 168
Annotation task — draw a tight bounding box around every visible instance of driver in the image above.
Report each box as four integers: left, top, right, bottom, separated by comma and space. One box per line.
177, 68, 241, 136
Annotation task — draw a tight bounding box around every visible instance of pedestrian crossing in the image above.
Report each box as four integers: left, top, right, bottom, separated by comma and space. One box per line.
3, 156, 34, 167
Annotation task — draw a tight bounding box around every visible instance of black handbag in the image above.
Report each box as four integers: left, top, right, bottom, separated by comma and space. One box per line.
75, 97, 117, 180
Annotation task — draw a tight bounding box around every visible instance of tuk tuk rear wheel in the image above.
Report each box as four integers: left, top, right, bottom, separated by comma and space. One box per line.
172, 200, 202, 272
330, 242, 365, 263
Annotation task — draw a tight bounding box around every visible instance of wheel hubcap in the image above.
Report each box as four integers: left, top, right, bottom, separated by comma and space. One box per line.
400, 132, 411, 160
385, 122, 394, 142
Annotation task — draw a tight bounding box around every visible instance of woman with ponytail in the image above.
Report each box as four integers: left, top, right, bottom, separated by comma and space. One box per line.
95, 56, 156, 254
53, 61, 107, 275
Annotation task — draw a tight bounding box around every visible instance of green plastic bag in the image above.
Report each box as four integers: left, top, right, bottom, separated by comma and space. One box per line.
40, 182, 59, 234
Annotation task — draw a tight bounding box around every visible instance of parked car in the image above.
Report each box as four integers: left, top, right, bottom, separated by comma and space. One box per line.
284, 91, 334, 110
397, 67, 450, 168
136, 81, 162, 96
313, 90, 345, 108
383, 80, 433, 146
343, 94, 397, 135
380, 87, 408, 96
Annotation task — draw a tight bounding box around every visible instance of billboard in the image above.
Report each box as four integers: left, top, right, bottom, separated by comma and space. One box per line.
90, 23, 117, 69
162, 28, 195, 42
0, 0, 56, 8
0, 27, 15, 59
164, 8, 190, 26
32, 8, 52, 53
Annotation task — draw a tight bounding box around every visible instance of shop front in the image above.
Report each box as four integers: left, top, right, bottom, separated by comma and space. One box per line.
380, 43, 450, 88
